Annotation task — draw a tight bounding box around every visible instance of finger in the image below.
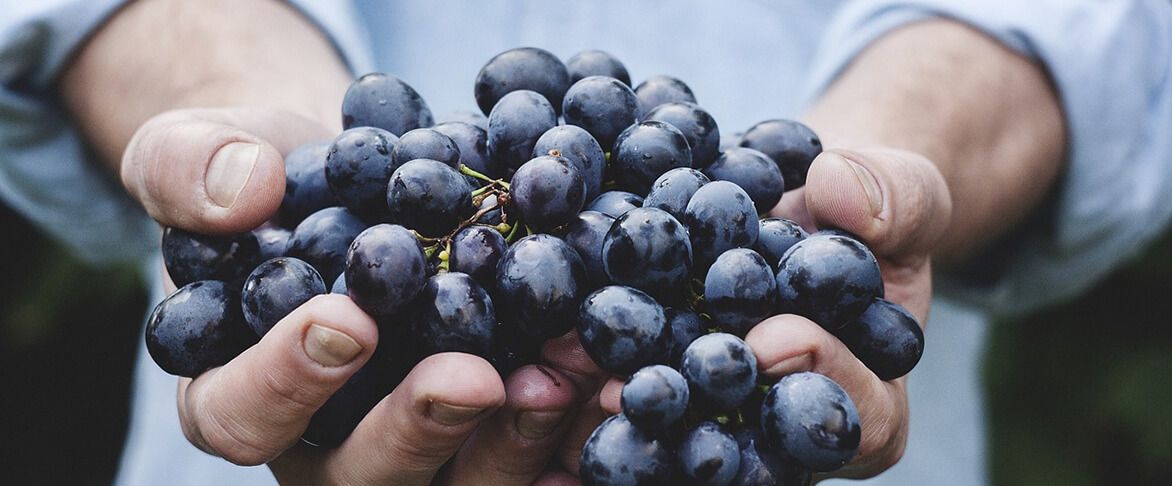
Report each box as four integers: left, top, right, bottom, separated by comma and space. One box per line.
770, 186, 817, 232
746, 314, 908, 478
177, 294, 378, 466
554, 392, 611, 476
121, 107, 333, 234
599, 377, 623, 415
533, 469, 582, 486
440, 365, 578, 486
541, 330, 609, 396
317, 353, 506, 486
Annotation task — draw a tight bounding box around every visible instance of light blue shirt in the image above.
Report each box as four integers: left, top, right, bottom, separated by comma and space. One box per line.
2, 1, 1170, 484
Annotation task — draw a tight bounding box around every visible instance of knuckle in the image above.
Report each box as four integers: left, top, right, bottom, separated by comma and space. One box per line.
197, 405, 281, 466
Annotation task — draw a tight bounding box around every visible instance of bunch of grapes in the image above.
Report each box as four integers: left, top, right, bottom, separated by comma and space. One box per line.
144, 47, 926, 484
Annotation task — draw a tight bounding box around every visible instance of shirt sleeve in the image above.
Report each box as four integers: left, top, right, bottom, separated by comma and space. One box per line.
801, 0, 1172, 317
0, 0, 374, 266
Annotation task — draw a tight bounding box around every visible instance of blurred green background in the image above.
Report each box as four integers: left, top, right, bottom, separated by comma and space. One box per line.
1, 203, 1170, 485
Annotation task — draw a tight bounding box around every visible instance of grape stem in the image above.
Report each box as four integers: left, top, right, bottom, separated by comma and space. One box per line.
459, 164, 510, 189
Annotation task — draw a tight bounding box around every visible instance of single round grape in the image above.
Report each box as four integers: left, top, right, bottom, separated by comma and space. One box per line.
341, 72, 433, 136
634, 75, 697, 115
145, 281, 257, 377
610, 121, 692, 195
487, 90, 558, 172
753, 218, 808, 269
344, 224, 427, 318
411, 272, 497, 357
761, 372, 861, 472
834, 298, 924, 380
684, 181, 759, 271
665, 307, 706, 367
587, 190, 643, 218
494, 234, 587, 340
241, 257, 326, 337
681, 333, 757, 412
560, 210, 616, 289
739, 119, 821, 191
705, 249, 777, 335
562, 76, 640, 150
433, 121, 499, 179
774, 234, 883, 330
475, 47, 570, 116
436, 110, 488, 130
602, 207, 693, 303
253, 225, 291, 261
580, 415, 674, 486
390, 128, 461, 168
621, 365, 689, 432
533, 124, 606, 201
577, 285, 670, 375
386, 159, 474, 238
566, 49, 631, 86
325, 126, 399, 217
486, 321, 542, 377
285, 206, 368, 284
704, 147, 785, 213
732, 427, 812, 486
643, 101, 721, 168
449, 225, 507, 288
643, 167, 710, 220
510, 155, 586, 233
280, 141, 337, 225
679, 422, 741, 486
162, 227, 261, 288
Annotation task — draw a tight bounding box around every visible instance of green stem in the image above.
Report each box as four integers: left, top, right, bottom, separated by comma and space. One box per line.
459, 164, 495, 183
505, 219, 523, 243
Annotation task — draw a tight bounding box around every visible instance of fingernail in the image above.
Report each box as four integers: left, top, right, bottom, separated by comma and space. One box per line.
430, 402, 486, 426
831, 153, 882, 216
206, 142, 259, 208
763, 353, 813, 378
304, 324, 362, 367
515, 410, 567, 440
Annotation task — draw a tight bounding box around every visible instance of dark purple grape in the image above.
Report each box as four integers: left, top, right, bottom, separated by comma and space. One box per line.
774, 234, 882, 330
486, 321, 542, 377
325, 126, 398, 217
344, 224, 427, 318
704, 148, 785, 213
303, 332, 413, 447
341, 72, 433, 136
433, 121, 498, 179
495, 234, 587, 340
411, 272, 496, 357
487, 90, 558, 172
753, 218, 807, 269
162, 227, 261, 288
705, 249, 777, 335
510, 155, 586, 233
587, 190, 643, 218
643, 167, 709, 220
390, 128, 461, 168
634, 75, 696, 115
761, 372, 860, 472
581, 414, 674, 486
602, 207, 692, 303
739, 119, 821, 191
253, 225, 291, 261
560, 210, 616, 288
241, 257, 326, 337
285, 206, 367, 284
643, 101, 720, 168
562, 76, 640, 150
280, 141, 337, 225
475, 47, 570, 116
436, 110, 487, 130
679, 422, 740, 486
533, 125, 606, 201
566, 50, 631, 86
621, 365, 688, 432
449, 225, 507, 289
684, 181, 759, 271
665, 308, 706, 367
577, 285, 670, 375
611, 121, 692, 195
475, 193, 505, 225
681, 333, 757, 412
385, 159, 474, 238
732, 428, 812, 486
834, 298, 924, 380
145, 281, 257, 377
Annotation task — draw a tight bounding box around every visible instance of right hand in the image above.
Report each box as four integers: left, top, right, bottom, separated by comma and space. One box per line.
133, 107, 581, 485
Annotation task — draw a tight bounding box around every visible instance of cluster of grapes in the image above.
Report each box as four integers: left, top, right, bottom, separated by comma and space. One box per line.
143, 47, 926, 483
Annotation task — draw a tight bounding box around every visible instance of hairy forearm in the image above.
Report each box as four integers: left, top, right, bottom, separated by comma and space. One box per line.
803, 19, 1066, 264
61, 0, 352, 169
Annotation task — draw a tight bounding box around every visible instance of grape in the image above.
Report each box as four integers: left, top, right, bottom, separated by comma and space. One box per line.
533, 125, 606, 201
487, 90, 558, 172
495, 234, 587, 340
643, 101, 721, 168
580, 415, 674, 486
704, 249, 777, 335
510, 155, 586, 232
731, 428, 812, 486
665, 307, 706, 367
587, 190, 643, 218
280, 141, 337, 225
577, 285, 670, 375
834, 298, 924, 380
411, 272, 497, 357
634, 75, 696, 114
681, 333, 757, 412
341, 72, 433, 136
145, 281, 257, 377
433, 121, 498, 179
684, 181, 759, 271
566, 50, 631, 86
325, 126, 399, 217
761, 372, 860, 472
703, 148, 785, 213
162, 227, 261, 288
252, 225, 291, 261
739, 119, 821, 191
285, 206, 368, 284
621, 365, 689, 432
643, 167, 710, 220
449, 225, 507, 289
560, 210, 616, 289
330, 274, 347, 295
436, 110, 487, 130
486, 321, 542, 377
474, 193, 505, 225
753, 218, 807, 269
610, 121, 692, 194
601, 207, 693, 303
679, 422, 741, 486
344, 224, 427, 318
775, 234, 883, 330
385, 159, 474, 238
475, 47, 570, 116
390, 128, 461, 168
241, 257, 326, 337
562, 76, 640, 149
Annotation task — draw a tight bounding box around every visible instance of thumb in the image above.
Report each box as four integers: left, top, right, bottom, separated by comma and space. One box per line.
121, 107, 333, 234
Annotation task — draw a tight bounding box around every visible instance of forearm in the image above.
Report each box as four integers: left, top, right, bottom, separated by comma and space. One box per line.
803, 19, 1066, 264
60, 0, 352, 170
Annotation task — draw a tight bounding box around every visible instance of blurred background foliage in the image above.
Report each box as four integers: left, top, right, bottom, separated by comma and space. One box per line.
1, 202, 1170, 484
